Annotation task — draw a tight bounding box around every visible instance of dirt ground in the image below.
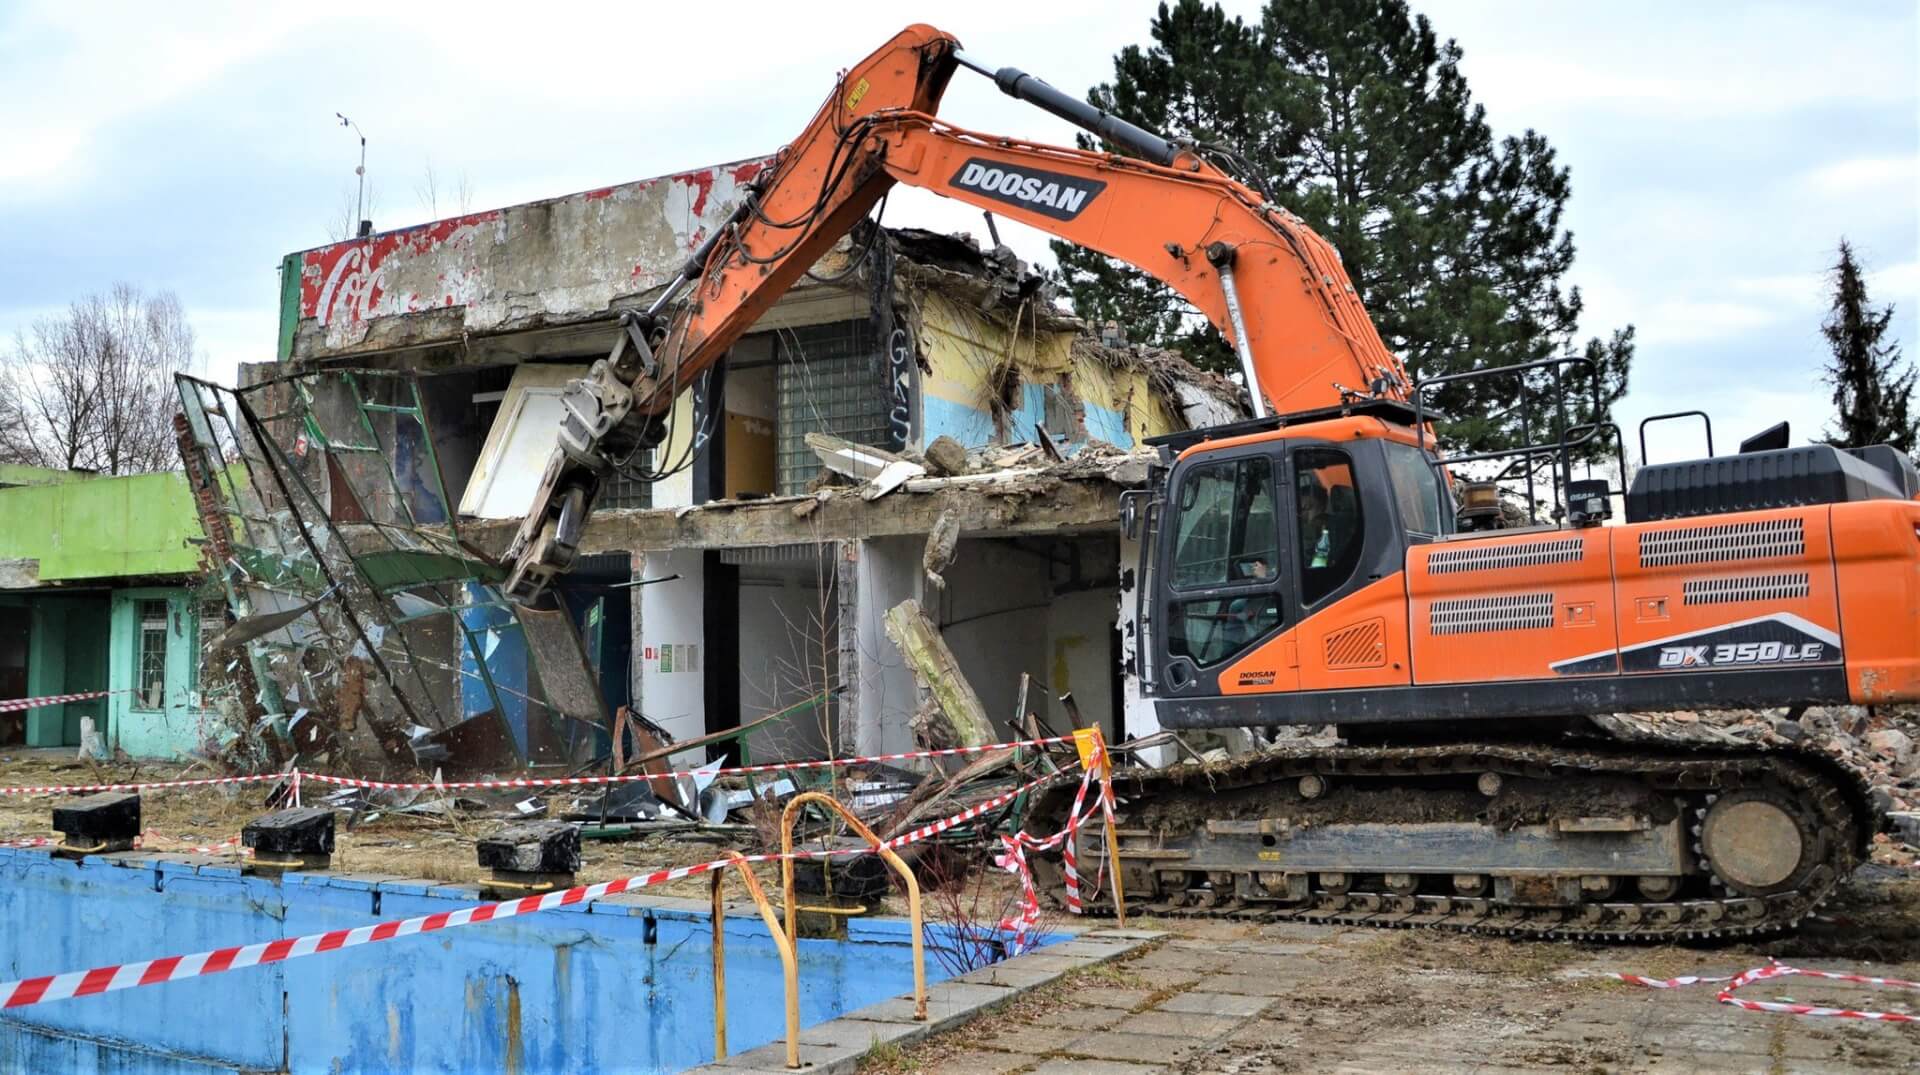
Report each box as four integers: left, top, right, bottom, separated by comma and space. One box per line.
0, 748, 997, 907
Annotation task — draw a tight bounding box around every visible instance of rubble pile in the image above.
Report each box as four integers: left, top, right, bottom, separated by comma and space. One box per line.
1796, 704, 1920, 811
1596, 704, 1920, 813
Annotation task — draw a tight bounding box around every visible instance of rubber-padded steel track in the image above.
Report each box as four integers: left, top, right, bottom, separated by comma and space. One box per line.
1033, 732, 1878, 941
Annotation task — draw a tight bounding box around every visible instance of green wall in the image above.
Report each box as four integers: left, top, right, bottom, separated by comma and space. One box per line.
0, 470, 203, 582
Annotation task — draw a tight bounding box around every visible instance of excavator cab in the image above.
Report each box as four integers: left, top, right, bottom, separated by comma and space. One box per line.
1139, 398, 1448, 707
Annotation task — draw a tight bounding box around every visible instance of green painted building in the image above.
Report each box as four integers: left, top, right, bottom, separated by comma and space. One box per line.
0, 465, 215, 758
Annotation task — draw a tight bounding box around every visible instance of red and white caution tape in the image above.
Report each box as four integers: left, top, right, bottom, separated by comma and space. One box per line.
0, 766, 1078, 1010
0, 736, 1081, 801
0, 773, 288, 798
1615, 960, 1920, 1022
994, 746, 1108, 955
0, 688, 135, 714
301, 736, 1079, 793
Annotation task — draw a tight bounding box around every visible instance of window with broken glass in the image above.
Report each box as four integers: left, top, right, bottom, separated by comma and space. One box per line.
775, 319, 887, 495
133, 599, 169, 710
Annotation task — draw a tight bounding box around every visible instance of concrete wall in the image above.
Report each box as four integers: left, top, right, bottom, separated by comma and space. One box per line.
0, 848, 949, 1073
636, 549, 706, 762
736, 564, 835, 762
0, 471, 202, 585
851, 537, 922, 759
913, 293, 1185, 453
1046, 587, 1117, 741
284, 159, 771, 361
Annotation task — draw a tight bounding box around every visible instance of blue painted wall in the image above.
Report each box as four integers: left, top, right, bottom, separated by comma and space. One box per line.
0, 848, 977, 1073
921, 384, 1135, 455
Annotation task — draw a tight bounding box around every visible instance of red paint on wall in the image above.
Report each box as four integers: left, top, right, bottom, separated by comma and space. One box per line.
295, 158, 773, 329
298, 209, 500, 326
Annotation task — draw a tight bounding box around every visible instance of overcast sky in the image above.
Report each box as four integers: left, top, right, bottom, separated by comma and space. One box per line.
1, 1, 1913, 463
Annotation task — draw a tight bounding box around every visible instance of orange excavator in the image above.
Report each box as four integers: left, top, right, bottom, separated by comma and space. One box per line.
506, 26, 1920, 937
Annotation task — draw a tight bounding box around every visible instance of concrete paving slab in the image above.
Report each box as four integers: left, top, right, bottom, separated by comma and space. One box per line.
1153, 990, 1273, 1017
1057, 1029, 1194, 1064
978, 1006, 1125, 1054
1083, 928, 1167, 941
954, 960, 1076, 991
1026, 1060, 1165, 1075
1060, 985, 1157, 1011
1114, 1009, 1245, 1039
851, 982, 1018, 1030
918, 1048, 1043, 1074
1190, 972, 1297, 997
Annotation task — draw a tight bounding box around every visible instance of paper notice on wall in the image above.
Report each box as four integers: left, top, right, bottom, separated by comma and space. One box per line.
653, 644, 701, 673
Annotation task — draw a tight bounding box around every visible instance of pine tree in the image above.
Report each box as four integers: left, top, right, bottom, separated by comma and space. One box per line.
1052, 0, 1633, 456
1820, 239, 1916, 453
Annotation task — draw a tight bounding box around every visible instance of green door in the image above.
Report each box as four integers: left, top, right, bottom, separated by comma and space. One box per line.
108, 589, 201, 758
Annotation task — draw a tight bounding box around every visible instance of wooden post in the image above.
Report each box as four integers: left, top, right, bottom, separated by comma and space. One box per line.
882, 599, 993, 747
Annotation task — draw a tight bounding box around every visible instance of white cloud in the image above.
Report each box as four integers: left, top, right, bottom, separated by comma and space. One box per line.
1804, 155, 1919, 196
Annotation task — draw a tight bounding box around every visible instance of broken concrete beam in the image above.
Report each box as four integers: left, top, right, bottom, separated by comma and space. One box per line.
52, 792, 140, 855
243, 806, 335, 871
477, 821, 580, 897
882, 599, 993, 749
922, 509, 960, 591
922, 435, 968, 477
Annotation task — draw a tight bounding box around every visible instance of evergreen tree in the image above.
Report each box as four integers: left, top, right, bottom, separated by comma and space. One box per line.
1053, 0, 1633, 456
1820, 239, 1915, 453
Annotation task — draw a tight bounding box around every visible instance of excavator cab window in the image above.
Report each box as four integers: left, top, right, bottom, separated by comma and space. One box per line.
1294, 448, 1365, 606
1381, 440, 1450, 539
1164, 456, 1282, 667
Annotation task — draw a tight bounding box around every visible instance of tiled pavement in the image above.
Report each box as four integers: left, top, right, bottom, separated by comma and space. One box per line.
863, 927, 1920, 1073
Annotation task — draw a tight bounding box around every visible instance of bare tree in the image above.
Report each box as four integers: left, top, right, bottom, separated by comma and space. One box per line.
325, 180, 381, 242
415, 159, 475, 220
0, 284, 201, 475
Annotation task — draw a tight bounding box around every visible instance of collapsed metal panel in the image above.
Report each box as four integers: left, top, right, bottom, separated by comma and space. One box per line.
174, 371, 611, 775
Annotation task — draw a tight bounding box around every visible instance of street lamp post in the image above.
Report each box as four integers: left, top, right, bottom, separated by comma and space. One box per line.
335, 112, 367, 236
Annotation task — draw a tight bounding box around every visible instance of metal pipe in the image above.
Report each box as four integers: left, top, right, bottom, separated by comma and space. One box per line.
711, 870, 727, 1060
1073, 727, 1130, 927
709, 853, 798, 1067
1207, 246, 1266, 418
955, 51, 1179, 166
782, 792, 928, 1022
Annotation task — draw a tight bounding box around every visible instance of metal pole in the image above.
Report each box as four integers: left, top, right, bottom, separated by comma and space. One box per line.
1095, 727, 1127, 927
710, 869, 727, 1060
1208, 246, 1267, 418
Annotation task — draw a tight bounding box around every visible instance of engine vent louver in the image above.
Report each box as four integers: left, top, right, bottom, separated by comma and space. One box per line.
1428, 537, 1585, 575
1429, 593, 1555, 636
1324, 618, 1387, 668
1638, 517, 1804, 569
1682, 572, 1812, 606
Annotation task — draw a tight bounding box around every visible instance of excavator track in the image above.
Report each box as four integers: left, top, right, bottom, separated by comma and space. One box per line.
1032, 726, 1879, 942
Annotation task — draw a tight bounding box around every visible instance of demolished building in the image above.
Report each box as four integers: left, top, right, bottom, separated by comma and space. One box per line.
188, 158, 1242, 773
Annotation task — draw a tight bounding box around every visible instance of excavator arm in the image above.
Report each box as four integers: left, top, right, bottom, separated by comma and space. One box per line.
503, 24, 1408, 603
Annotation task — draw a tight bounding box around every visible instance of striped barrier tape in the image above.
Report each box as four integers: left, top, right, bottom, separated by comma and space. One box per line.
0, 688, 135, 714
1615, 960, 1920, 1022
993, 737, 1111, 955
0, 773, 289, 797
0, 766, 1079, 1009
300, 736, 1080, 793
0, 736, 1079, 800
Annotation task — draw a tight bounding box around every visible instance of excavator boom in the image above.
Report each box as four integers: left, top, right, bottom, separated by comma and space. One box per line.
502, 25, 1404, 603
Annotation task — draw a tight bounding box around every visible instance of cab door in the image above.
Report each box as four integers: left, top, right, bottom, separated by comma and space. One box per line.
1152, 446, 1296, 698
